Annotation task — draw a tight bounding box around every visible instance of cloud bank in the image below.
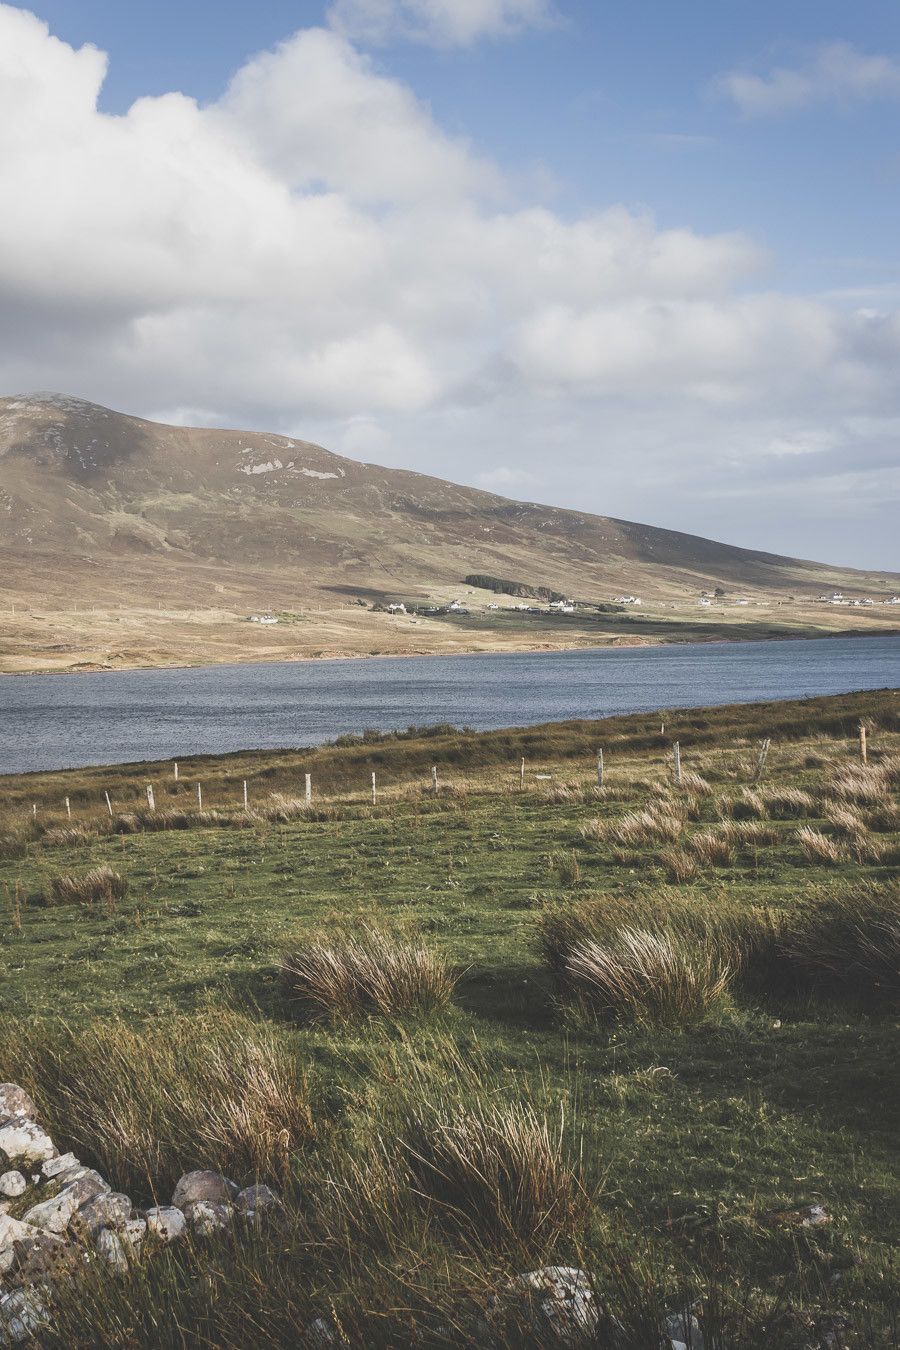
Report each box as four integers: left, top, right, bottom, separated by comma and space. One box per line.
718, 41, 900, 116
326, 0, 555, 48
0, 5, 898, 566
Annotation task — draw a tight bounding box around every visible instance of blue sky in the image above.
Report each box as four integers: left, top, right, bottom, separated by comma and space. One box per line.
2, 0, 899, 566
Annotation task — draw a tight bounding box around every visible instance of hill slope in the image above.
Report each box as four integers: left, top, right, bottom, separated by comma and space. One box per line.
0, 393, 896, 672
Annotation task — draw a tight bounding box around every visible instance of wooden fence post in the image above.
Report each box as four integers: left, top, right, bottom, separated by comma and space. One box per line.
753, 738, 771, 784
197, 782, 203, 811
32, 803, 36, 820
432, 765, 438, 795
174, 763, 179, 781
65, 797, 71, 820
673, 741, 682, 786
146, 785, 155, 811
371, 772, 377, 806
305, 773, 312, 805
597, 749, 604, 788
520, 757, 525, 789
243, 780, 249, 810
105, 791, 113, 818
859, 723, 868, 764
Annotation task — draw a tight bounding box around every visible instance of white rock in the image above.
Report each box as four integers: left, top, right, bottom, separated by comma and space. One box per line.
507, 1267, 599, 1344
41, 1152, 81, 1180
0, 1086, 37, 1124
144, 1206, 186, 1242
188, 1200, 233, 1236
0, 1289, 48, 1346
0, 1215, 45, 1275
0, 1173, 25, 1200
121, 1218, 146, 1249
234, 1183, 280, 1219
172, 1170, 235, 1210
22, 1184, 82, 1235
95, 1227, 128, 1273
0, 1121, 55, 1167
78, 1191, 131, 1235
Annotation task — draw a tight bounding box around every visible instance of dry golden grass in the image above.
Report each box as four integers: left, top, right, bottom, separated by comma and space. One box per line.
281, 926, 457, 1022
759, 787, 817, 819
797, 827, 843, 865
658, 846, 700, 883
565, 927, 736, 1026
47, 865, 128, 909
584, 801, 685, 849
687, 829, 735, 867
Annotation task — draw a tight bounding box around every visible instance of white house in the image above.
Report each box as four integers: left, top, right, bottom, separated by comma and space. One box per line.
550, 599, 575, 613
615, 595, 642, 606
387, 602, 406, 613
250, 614, 279, 625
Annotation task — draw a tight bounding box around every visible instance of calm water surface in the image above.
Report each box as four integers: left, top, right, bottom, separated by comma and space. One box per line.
1, 635, 897, 775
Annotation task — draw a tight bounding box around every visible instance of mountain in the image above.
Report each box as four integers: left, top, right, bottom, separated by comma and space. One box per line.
0, 393, 896, 673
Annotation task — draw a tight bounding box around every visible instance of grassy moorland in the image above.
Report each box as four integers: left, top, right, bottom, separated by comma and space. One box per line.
0, 690, 898, 1347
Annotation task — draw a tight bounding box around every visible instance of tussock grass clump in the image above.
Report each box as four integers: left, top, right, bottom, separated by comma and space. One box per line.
722, 819, 780, 848
676, 770, 713, 797
40, 823, 99, 848
0, 1011, 315, 1195
400, 1097, 587, 1251
687, 829, 735, 867
658, 846, 699, 883
775, 885, 900, 1004
585, 802, 685, 849
867, 800, 900, 833
797, 827, 843, 865
722, 788, 767, 820
760, 787, 817, 819
823, 802, 868, 838
829, 763, 891, 806
281, 926, 456, 1022
565, 927, 736, 1026
47, 865, 128, 908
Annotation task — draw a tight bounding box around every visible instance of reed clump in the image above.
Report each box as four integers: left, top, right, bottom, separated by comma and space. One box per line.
281, 926, 457, 1023
565, 927, 737, 1026
46, 865, 128, 909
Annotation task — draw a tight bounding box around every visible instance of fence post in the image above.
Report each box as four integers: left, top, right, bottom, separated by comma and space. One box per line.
146, 785, 155, 811
32, 803, 36, 820
859, 723, 868, 764
753, 738, 771, 784
65, 796, 71, 820
305, 773, 312, 805
596, 749, 604, 788
197, 782, 203, 812
432, 765, 438, 795
105, 791, 113, 818
371, 771, 377, 806
520, 757, 525, 789
174, 762, 179, 781
673, 741, 682, 786
243, 780, 249, 810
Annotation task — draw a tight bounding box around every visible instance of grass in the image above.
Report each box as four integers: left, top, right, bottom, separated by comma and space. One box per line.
0, 690, 898, 1346
46, 864, 128, 909
280, 926, 457, 1023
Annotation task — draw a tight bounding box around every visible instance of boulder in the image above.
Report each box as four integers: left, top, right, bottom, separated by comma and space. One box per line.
120, 1218, 146, 1250
0, 1087, 37, 1125
188, 1200, 233, 1237
95, 1227, 129, 1273
41, 1152, 81, 1181
144, 1206, 186, 1242
503, 1268, 599, 1346
0, 1289, 49, 1346
0, 1121, 55, 1168
234, 1183, 281, 1219
0, 1216, 46, 1276
172, 1170, 235, 1211
24, 1174, 110, 1235
6, 1231, 77, 1287
78, 1191, 132, 1236
0, 1174, 25, 1200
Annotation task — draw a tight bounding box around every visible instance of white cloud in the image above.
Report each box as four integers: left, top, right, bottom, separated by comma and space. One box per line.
326, 0, 555, 48
718, 41, 900, 116
0, 6, 898, 565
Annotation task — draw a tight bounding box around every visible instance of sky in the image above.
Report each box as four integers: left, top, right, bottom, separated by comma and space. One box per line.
1, 1, 898, 569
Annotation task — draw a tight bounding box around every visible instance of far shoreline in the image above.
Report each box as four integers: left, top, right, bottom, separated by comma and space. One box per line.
3, 623, 898, 679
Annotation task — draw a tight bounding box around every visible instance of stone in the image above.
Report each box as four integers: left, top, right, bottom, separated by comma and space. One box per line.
41, 1152, 81, 1181
7, 1232, 77, 1287
120, 1218, 146, 1249
172, 1170, 234, 1211
0, 1121, 55, 1168
0, 1216, 46, 1276
24, 1175, 108, 1235
0, 1174, 25, 1200
77, 1191, 131, 1236
0, 1289, 49, 1346
95, 1227, 129, 1273
188, 1200, 233, 1236
665, 1312, 704, 1349
234, 1183, 281, 1219
0, 1087, 37, 1125
144, 1206, 186, 1242
505, 1267, 599, 1345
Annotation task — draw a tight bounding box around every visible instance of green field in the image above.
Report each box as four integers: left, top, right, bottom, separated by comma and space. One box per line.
0, 690, 897, 1347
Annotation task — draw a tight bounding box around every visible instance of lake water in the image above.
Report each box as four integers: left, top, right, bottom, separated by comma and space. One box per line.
0, 635, 897, 776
